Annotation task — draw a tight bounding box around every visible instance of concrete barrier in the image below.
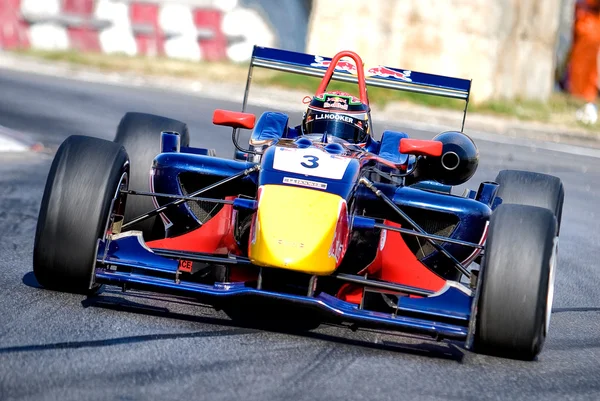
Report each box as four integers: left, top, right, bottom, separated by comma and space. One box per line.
306, 0, 563, 103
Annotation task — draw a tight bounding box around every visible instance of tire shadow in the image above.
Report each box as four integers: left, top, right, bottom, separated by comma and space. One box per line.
21, 271, 43, 289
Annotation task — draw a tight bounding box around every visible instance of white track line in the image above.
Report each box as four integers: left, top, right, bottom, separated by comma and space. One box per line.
0, 126, 29, 153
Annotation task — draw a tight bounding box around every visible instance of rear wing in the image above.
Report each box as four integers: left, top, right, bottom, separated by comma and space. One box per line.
241, 46, 472, 131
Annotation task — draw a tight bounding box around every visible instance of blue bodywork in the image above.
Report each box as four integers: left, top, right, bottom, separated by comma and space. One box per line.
94, 108, 499, 342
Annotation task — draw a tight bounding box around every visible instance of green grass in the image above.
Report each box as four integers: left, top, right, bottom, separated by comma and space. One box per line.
11, 48, 258, 82
471, 94, 587, 123
10, 49, 596, 130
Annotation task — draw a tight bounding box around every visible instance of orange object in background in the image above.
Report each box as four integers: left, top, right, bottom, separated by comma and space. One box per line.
567, 0, 600, 102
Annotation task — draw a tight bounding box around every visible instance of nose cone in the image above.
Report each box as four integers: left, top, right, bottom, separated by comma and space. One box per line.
249, 185, 348, 275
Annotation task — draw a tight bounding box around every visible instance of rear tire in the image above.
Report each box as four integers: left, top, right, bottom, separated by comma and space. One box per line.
472, 204, 557, 360
495, 169, 564, 232
33, 135, 129, 293
114, 112, 190, 239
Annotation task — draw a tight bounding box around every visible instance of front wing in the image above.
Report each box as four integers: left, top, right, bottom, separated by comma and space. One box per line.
95, 232, 474, 341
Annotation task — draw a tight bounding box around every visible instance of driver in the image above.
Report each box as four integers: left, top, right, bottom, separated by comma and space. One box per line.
301, 91, 371, 144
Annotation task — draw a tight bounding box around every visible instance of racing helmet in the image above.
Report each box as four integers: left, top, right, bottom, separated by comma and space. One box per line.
302, 91, 370, 143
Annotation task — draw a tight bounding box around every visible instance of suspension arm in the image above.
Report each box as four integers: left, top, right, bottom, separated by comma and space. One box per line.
359, 177, 472, 279
122, 165, 260, 229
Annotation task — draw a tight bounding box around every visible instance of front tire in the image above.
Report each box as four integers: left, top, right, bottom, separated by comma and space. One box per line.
472, 204, 557, 360
114, 112, 190, 239
33, 135, 129, 293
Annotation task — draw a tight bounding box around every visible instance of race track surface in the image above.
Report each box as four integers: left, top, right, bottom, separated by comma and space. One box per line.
1, 68, 600, 401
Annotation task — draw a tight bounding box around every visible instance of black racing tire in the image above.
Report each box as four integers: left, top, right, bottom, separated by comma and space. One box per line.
113, 112, 190, 240
472, 204, 558, 360
495, 169, 564, 233
33, 135, 129, 293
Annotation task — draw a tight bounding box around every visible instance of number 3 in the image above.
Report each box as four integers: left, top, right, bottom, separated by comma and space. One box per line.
301, 155, 319, 169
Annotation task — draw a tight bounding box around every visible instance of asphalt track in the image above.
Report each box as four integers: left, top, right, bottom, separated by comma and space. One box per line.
1, 67, 600, 401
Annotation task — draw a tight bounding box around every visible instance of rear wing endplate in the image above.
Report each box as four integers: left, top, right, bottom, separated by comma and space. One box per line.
241, 46, 472, 132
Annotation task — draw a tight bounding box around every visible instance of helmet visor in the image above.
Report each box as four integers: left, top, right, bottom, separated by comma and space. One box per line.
304, 114, 366, 143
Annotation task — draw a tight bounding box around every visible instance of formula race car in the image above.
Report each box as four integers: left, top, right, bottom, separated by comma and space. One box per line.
33, 46, 564, 360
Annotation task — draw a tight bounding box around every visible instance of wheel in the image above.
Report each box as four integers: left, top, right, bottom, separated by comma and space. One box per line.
472, 204, 558, 360
33, 135, 129, 293
114, 112, 190, 240
495, 169, 564, 232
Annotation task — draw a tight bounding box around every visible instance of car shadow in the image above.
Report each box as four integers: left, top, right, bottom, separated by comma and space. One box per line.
81, 292, 240, 329
0, 325, 254, 355
305, 329, 466, 362
83, 290, 466, 362
19, 273, 466, 362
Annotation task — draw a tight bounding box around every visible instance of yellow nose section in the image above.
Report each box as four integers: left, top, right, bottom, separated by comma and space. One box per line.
249, 185, 347, 275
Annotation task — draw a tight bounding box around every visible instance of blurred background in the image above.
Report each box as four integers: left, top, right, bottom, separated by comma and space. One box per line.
2, 4, 600, 398
0, 0, 599, 124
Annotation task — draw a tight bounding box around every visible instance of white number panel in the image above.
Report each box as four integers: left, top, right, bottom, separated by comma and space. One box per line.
272, 147, 351, 180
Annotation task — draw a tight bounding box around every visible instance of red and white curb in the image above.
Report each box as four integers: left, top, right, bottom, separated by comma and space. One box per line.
0, 0, 276, 62
0, 125, 43, 153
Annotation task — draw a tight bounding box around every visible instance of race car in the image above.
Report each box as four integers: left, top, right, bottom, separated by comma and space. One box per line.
33, 46, 564, 360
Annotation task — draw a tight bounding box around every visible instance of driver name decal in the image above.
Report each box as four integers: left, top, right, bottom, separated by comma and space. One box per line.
314, 113, 353, 123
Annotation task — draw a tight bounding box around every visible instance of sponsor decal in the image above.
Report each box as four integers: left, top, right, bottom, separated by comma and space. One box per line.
276, 239, 305, 248
283, 177, 328, 190
379, 229, 387, 251
324, 96, 349, 110
314, 91, 362, 105
310, 55, 411, 83
367, 66, 413, 82
311, 55, 358, 73
178, 259, 193, 273
329, 201, 349, 264
250, 186, 263, 245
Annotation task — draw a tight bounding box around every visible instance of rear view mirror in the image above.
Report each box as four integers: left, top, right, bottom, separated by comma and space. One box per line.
399, 138, 443, 157
213, 109, 256, 129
